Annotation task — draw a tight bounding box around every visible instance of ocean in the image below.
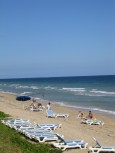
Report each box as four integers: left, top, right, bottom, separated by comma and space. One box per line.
0, 75, 115, 117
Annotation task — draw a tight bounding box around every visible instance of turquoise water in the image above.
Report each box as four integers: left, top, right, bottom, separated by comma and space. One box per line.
0, 75, 115, 116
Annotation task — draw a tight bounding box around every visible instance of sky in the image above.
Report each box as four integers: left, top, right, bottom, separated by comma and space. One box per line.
0, 0, 115, 79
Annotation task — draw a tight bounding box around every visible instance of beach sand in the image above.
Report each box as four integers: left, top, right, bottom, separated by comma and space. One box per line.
0, 92, 115, 153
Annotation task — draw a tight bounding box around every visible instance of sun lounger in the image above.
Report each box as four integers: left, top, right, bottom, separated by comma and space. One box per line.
20, 127, 50, 135
89, 137, 115, 153
16, 124, 52, 134
1, 119, 22, 125
15, 124, 36, 132
19, 127, 39, 134
46, 110, 56, 118
26, 130, 53, 139
81, 118, 104, 125
30, 107, 43, 112
56, 113, 69, 118
4, 119, 31, 128
51, 135, 88, 151
33, 133, 64, 142
10, 121, 32, 129
4, 118, 30, 123
46, 109, 69, 118
36, 123, 61, 130
1, 119, 13, 124
12, 122, 32, 129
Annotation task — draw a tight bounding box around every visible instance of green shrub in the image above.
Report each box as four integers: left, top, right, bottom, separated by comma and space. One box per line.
0, 111, 10, 118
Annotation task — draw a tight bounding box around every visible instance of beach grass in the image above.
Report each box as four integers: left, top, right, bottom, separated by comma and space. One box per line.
0, 111, 10, 119
0, 111, 62, 153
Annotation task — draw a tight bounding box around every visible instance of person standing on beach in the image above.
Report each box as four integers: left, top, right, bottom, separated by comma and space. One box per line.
47, 102, 51, 110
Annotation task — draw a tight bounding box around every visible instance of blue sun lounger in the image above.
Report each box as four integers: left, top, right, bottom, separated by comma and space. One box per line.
89, 137, 115, 153
51, 137, 88, 150
61, 141, 88, 150
46, 109, 69, 118
33, 133, 64, 143
36, 123, 61, 130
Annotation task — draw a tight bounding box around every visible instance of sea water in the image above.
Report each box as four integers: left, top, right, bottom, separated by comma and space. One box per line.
0, 75, 115, 117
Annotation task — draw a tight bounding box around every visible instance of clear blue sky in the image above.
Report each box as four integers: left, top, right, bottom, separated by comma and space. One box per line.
0, 0, 115, 78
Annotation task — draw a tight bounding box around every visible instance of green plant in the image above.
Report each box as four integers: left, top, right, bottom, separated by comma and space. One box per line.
0, 111, 62, 153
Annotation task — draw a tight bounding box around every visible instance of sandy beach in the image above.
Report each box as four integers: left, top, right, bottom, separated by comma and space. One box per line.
0, 92, 115, 153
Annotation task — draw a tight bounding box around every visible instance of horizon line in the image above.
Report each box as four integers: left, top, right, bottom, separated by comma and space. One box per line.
0, 74, 115, 80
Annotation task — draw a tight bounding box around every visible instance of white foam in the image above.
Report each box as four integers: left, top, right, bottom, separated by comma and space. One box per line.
0, 91, 17, 95
9, 84, 20, 87
44, 86, 57, 90
16, 85, 30, 89
54, 101, 115, 116
92, 108, 115, 115
90, 90, 115, 94
34, 97, 41, 100
62, 88, 86, 92
90, 90, 115, 95
15, 85, 39, 90
21, 92, 32, 95
30, 86, 39, 89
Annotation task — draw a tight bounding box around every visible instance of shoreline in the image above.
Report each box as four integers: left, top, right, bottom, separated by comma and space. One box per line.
0, 92, 115, 153
0, 91, 115, 118
50, 102, 115, 119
